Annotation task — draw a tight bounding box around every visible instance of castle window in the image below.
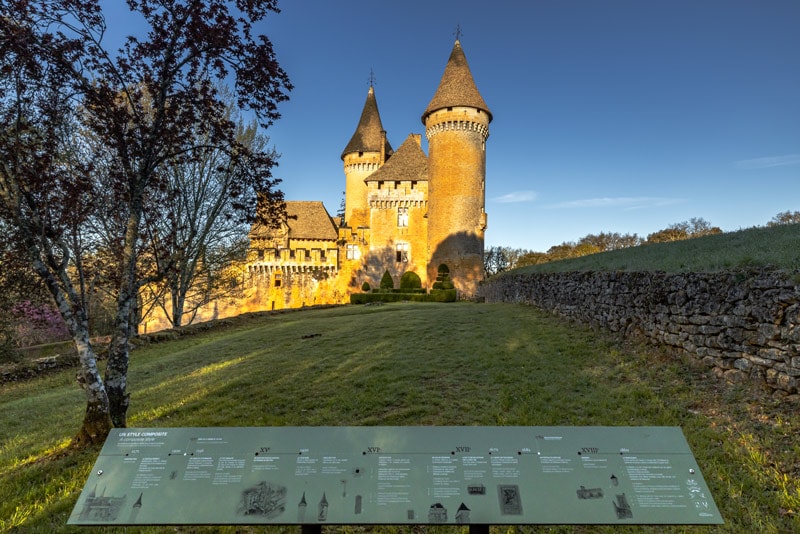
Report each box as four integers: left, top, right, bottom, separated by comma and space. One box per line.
397, 207, 409, 227
257, 249, 264, 261
346, 244, 360, 260
273, 272, 282, 288
396, 242, 409, 263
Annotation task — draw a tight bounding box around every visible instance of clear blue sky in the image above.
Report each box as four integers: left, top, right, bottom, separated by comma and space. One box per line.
104, 0, 799, 252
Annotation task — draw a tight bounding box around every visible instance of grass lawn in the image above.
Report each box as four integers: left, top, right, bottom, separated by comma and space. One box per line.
1, 302, 798, 533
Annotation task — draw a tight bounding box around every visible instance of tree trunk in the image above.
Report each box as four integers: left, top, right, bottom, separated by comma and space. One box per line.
106, 288, 134, 428
171, 280, 185, 328
105, 195, 144, 427
72, 336, 113, 447
29, 256, 112, 445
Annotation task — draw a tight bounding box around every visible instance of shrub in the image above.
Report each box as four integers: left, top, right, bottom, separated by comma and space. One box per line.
361, 281, 371, 292
432, 264, 454, 291
350, 290, 456, 304
400, 271, 422, 290
380, 270, 394, 290
11, 301, 69, 347
429, 289, 457, 302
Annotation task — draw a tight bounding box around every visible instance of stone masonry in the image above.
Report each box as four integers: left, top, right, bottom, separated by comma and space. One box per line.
480, 269, 800, 397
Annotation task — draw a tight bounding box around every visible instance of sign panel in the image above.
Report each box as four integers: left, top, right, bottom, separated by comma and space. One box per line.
68, 426, 722, 526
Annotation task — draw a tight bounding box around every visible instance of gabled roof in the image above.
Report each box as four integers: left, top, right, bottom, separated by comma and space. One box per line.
364, 134, 428, 182
285, 201, 338, 241
341, 86, 394, 159
422, 40, 492, 124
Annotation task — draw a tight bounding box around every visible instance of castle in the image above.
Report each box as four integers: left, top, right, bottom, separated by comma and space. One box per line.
245, 38, 492, 309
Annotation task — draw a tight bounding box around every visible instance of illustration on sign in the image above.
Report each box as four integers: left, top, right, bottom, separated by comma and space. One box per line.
238, 481, 286, 518
428, 503, 447, 523
317, 492, 328, 521
498, 484, 523, 515
577, 486, 604, 499
456, 502, 471, 524
77, 486, 127, 522
614, 494, 633, 519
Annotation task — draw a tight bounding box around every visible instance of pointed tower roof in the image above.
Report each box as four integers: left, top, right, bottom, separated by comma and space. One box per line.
341, 85, 394, 159
422, 40, 492, 124
365, 134, 428, 182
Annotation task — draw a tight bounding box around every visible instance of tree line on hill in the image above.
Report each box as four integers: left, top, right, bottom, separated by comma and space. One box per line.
484, 212, 800, 277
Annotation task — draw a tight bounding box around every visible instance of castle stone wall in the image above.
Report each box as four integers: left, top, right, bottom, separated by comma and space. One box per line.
480, 269, 800, 398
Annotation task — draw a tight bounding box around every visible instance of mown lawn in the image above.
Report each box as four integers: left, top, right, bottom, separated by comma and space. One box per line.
1, 302, 798, 533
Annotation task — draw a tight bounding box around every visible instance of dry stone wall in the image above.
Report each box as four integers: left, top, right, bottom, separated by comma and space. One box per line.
480, 269, 800, 397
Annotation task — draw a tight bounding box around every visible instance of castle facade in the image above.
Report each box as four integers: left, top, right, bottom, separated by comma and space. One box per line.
245, 39, 492, 310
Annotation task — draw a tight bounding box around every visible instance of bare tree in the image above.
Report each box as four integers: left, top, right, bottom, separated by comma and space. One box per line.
1, 1, 291, 440
767, 210, 800, 227
0, 9, 111, 442
145, 107, 283, 328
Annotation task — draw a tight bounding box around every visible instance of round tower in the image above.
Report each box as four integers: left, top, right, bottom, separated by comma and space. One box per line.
422, 40, 492, 297
341, 85, 393, 229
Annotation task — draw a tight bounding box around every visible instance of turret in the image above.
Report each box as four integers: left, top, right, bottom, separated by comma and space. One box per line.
341, 85, 393, 228
422, 40, 492, 297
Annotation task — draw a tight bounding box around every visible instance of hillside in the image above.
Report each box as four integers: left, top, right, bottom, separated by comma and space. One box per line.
1, 302, 798, 532
510, 223, 800, 275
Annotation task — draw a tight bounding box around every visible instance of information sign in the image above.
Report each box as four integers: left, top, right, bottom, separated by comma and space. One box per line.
68, 426, 722, 526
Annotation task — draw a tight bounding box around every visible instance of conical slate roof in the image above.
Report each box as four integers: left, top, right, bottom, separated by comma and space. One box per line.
365, 134, 428, 183
422, 40, 492, 124
341, 86, 394, 159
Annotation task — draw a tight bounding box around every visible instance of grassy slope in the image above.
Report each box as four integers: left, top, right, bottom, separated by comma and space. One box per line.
510, 223, 800, 274
1, 303, 798, 533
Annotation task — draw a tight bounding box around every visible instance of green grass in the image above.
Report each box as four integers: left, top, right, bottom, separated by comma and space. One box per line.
1, 303, 798, 532
511, 223, 800, 274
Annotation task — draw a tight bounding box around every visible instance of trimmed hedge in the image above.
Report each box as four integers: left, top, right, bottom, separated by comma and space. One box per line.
371, 288, 426, 294
350, 290, 456, 304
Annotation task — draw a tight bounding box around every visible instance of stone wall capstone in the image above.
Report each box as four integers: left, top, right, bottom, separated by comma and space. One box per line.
480, 269, 800, 397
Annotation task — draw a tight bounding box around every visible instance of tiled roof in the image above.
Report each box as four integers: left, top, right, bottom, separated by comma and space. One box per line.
341, 86, 394, 159
365, 134, 428, 182
422, 40, 492, 124
284, 201, 338, 240
249, 201, 338, 242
